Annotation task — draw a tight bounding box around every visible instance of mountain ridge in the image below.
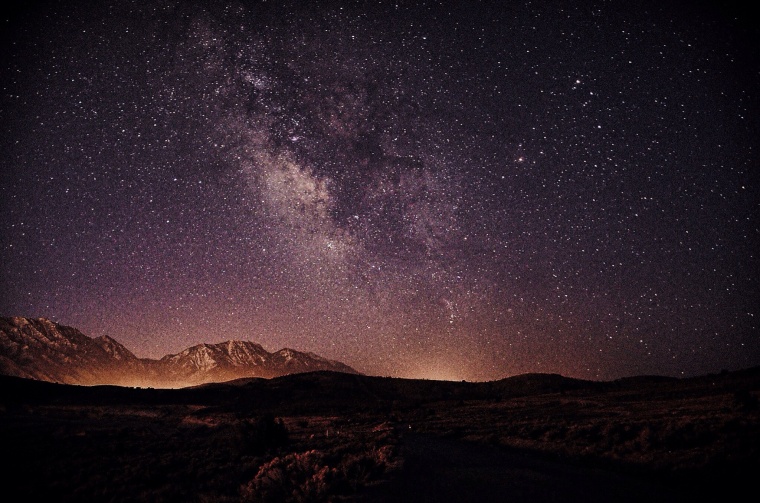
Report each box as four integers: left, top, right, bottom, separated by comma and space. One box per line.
0, 316, 359, 387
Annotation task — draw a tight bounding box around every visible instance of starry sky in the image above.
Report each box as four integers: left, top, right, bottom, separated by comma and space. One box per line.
1, 0, 758, 381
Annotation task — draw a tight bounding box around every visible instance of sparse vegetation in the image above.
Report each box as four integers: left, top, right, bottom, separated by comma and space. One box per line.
240, 440, 398, 503
1, 368, 758, 502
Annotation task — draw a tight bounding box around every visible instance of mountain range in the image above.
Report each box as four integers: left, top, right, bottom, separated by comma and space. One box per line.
0, 317, 358, 387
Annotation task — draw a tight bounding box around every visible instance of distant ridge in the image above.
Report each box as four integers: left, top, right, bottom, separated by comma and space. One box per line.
0, 317, 359, 388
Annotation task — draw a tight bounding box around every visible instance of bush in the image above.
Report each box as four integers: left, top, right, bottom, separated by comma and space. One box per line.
240, 450, 332, 503
240, 442, 399, 502
733, 389, 758, 412
238, 415, 289, 456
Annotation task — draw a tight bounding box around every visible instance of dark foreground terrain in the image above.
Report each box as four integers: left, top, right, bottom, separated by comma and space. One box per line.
1, 368, 758, 502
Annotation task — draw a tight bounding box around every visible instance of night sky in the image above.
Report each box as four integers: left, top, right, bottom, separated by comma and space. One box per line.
2, 0, 758, 381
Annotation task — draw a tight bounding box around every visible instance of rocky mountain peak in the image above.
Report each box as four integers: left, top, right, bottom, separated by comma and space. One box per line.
94, 335, 138, 361
1, 317, 359, 387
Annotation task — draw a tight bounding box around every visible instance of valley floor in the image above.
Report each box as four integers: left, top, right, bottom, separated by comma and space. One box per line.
1, 370, 758, 502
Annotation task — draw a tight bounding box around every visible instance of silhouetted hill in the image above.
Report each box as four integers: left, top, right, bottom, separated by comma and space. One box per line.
4, 365, 758, 415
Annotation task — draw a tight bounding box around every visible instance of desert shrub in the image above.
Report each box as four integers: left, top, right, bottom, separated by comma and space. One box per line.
240, 441, 399, 502
733, 389, 758, 412
566, 423, 603, 443
241, 450, 333, 503
658, 419, 715, 450
238, 415, 289, 455
604, 422, 639, 444
635, 424, 654, 451
337, 446, 392, 492
543, 425, 568, 441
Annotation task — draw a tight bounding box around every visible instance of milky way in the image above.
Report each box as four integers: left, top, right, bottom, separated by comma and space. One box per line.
1, 1, 758, 380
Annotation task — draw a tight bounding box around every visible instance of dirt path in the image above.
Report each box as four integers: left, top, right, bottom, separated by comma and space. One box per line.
357, 433, 684, 503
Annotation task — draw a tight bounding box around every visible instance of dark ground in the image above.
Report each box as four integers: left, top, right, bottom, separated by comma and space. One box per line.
359, 433, 719, 503
1, 368, 758, 502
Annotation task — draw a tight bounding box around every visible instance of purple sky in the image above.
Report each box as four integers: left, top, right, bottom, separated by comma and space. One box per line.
2, 0, 758, 381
